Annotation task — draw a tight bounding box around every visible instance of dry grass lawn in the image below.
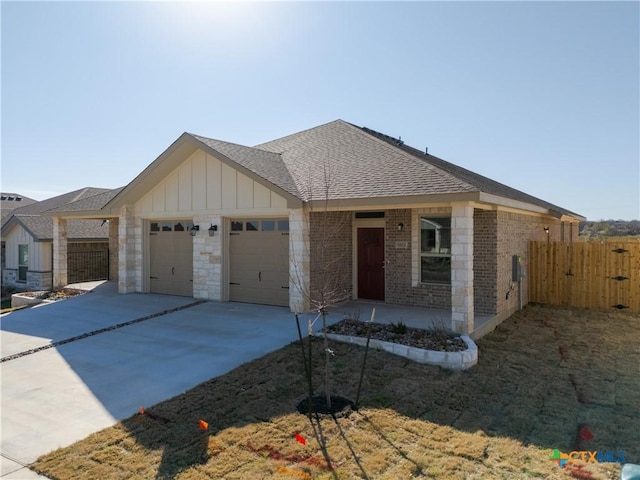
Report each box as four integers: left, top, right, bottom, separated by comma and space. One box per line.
33, 305, 638, 479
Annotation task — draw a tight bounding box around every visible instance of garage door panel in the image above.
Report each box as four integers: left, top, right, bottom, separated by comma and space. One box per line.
229, 219, 289, 307
149, 220, 193, 297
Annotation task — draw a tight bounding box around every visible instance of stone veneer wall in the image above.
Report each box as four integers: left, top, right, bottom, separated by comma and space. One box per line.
1, 269, 52, 291
308, 211, 352, 306
118, 206, 143, 293
192, 215, 223, 300
108, 218, 119, 282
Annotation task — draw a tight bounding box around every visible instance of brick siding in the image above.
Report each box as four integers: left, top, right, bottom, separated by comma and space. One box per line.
309, 211, 353, 306
473, 209, 498, 314
386, 209, 451, 309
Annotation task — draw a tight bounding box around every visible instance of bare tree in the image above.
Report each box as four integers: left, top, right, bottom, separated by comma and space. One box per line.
291, 159, 352, 410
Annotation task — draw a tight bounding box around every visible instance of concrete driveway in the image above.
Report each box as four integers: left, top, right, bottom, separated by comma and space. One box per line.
0, 283, 304, 479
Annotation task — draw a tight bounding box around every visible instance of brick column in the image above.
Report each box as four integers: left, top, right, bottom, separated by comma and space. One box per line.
451, 205, 474, 334
52, 217, 68, 288
289, 208, 310, 312
192, 215, 223, 300
108, 218, 119, 282
118, 206, 142, 293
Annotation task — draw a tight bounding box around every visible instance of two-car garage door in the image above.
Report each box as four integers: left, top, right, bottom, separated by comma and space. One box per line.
229, 218, 289, 307
148, 218, 289, 306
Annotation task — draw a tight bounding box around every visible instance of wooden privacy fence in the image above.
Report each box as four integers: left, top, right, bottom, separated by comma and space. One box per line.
529, 241, 640, 313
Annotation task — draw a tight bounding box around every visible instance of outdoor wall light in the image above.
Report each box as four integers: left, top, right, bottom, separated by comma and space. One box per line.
397, 222, 404, 231
544, 226, 550, 234
208, 224, 218, 237
189, 225, 200, 236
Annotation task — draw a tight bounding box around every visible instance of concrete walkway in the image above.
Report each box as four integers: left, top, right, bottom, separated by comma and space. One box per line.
0, 283, 306, 479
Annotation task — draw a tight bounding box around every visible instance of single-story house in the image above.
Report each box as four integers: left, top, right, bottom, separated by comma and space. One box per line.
45, 120, 584, 335
1, 188, 113, 291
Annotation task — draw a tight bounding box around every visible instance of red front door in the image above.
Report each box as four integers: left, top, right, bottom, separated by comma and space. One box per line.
357, 228, 385, 301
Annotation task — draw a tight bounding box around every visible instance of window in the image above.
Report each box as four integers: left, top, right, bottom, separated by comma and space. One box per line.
18, 244, 28, 282
277, 220, 290, 232
420, 217, 451, 284
261, 220, 275, 231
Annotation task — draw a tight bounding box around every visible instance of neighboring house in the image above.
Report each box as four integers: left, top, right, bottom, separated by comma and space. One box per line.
1, 188, 114, 291
47, 120, 583, 335
1, 193, 38, 271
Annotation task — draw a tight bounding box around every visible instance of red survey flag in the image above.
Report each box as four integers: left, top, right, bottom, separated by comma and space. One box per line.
580, 426, 594, 441
199, 419, 209, 431
295, 432, 306, 445
139, 406, 145, 415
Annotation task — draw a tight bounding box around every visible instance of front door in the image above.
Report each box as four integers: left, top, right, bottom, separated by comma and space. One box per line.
357, 227, 385, 300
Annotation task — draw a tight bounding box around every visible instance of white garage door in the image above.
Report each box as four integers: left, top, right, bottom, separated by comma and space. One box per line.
229, 219, 289, 307
149, 220, 193, 297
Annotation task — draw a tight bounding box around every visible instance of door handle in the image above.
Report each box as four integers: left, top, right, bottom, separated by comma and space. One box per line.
258, 271, 262, 282
172, 267, 175, 276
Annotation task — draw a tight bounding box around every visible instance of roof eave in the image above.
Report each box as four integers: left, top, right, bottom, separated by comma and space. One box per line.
478, 192, 585, 220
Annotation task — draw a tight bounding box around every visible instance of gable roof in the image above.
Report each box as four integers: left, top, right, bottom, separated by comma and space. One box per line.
1, 188, 113, 241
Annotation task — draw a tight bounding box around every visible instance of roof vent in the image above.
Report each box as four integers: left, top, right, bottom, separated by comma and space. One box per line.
425, 147, 428, 154
0, 196, 6, 201
396, 136, 404, 146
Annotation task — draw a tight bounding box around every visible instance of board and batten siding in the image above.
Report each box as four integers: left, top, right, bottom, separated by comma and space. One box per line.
135, 149, 290, 216
3, 223, 51, 271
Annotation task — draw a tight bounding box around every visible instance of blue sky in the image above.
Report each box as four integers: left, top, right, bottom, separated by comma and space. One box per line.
2, 1, 638, 220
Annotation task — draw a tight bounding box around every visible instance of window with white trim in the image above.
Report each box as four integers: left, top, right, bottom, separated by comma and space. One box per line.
420, 217, 451, 284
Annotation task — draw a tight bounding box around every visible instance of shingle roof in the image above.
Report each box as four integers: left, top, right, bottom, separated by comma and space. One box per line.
256, 120, 477, 202
12, 187, 112, 215
1, 193, 37, 227
189, 135, 301, 198
2, 187, 113, 241
9, 215, 109, 241
45, 187, 125, 213
358, 126, 581, 217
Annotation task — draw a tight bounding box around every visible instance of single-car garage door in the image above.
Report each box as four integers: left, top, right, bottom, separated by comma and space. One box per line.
149, 220, 193, 297
229, 218, 289, 307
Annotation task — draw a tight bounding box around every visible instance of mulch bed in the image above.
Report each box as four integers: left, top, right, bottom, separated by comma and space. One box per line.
19, 288, 86, 301
327, 318, 468, 352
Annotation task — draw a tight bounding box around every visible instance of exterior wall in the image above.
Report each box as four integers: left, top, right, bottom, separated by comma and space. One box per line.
134, 149, 289, 217
473, 209, 498, 315
119, 205, 143, 293
450, 205, 474, 333
108, 218, 119, 282
1, 223, 51, 271
308, 210, 352, 308
192, 214, 223, 300
52, 218, 67, 288
397, 207, 452, 309
2, 268, 52, 291
495, 210, 563, 320
289, 208, 310, 311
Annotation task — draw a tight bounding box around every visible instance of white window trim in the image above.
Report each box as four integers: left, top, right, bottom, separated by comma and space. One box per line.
411, 207, 452, 287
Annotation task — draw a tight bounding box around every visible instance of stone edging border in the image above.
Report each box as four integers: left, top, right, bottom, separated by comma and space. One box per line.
326, 332, 478, 370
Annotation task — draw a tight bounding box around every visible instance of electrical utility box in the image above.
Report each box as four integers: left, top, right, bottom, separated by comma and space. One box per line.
512, 255, 522, 282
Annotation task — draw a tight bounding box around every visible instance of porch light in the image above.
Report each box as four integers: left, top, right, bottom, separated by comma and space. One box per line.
189, 225, 200, 236
544, 226, 550, 235
208, 224, 218, 237
397, 222, 404, 231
